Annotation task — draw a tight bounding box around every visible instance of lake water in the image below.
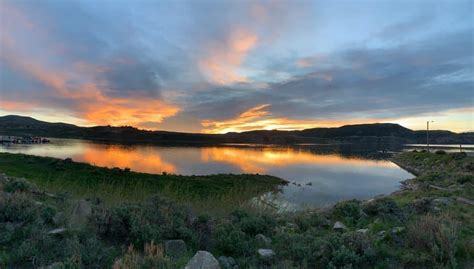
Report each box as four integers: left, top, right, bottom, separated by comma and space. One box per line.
0, 138, 413, 209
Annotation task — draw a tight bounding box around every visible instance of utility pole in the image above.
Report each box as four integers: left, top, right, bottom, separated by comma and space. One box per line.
426, 121, 434, 152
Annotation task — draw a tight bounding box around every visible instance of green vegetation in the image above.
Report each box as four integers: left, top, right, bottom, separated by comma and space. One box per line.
0, 153, 285, 211
0, 151, 473, 268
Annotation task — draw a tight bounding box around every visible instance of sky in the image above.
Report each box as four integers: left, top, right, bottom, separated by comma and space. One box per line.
0, 0, 473, 133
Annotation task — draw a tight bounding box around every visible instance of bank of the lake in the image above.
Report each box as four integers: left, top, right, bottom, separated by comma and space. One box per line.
0, 151, 473, 268
0, 152, 287, 212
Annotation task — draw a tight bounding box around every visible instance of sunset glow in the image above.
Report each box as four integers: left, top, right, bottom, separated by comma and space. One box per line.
0, 0, 472, 132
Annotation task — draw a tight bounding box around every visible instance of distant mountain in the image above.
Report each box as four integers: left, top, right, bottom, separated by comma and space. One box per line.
0, 115, 472, 145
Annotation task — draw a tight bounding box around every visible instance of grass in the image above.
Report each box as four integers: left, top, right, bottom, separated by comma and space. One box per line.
0, 151, 473, 268
0, 152, 286, 211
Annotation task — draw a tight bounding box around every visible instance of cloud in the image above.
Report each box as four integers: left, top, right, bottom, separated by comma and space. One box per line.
199, 28, 258, 85
200, 104, 391, 133
0, 1, 181, 129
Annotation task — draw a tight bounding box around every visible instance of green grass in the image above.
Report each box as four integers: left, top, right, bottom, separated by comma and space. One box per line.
0, 152, 286, 211
1, 151, 473, 268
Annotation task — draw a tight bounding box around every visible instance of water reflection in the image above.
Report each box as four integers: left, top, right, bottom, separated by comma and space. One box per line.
0, 139, 413, 208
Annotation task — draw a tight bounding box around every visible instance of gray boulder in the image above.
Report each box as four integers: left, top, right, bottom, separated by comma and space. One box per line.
218, 256, 237, 269
432, 197, 451, 206
391, 227, 405, 234
257, 249, 275, 262
357, 228, 369, 234
164, 239, 187, 259
185, 251, 220, 269
456, 197, 474, 206
333, 221, 347, 232
47, 228, 67, 235
255, 234, 272, 246
70, 200, 92, 227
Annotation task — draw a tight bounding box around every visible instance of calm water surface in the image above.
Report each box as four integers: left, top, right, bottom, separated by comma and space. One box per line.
0, 138, 413, 208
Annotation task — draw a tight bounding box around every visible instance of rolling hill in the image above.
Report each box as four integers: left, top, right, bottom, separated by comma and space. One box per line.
0, 115, 472, 145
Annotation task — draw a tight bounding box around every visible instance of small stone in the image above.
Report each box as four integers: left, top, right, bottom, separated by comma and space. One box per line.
378, 230, 387, 237
70, 200, 92, 227
333, 221, 347, 232
257, 249, 275, 262
357, 228, 369, 234
47, 228, 67, 235
185, 251, 220, 269
218, 256, 236, 269
391, 227, 405, 234
165, 239, 187, 259
52, 212, 65, 225
255, 234, 272, 246
456, 197, 474, 206
432, 197, 451, 206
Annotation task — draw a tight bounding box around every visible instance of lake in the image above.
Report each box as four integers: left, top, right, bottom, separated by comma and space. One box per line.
0, 138, 413, 209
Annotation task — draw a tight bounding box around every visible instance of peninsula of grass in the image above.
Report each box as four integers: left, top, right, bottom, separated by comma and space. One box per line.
0, 151, 473, 268
0, 152, 287, 207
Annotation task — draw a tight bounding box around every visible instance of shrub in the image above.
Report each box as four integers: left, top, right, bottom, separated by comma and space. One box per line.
332, 200, 362, 225
0, 193, 39, 223
435, 150, 446, 155
113, 242, 173, 269
3, 178, 34, 193
213, 223, 254, 256
406, 214, 459, 268
362, 198, 403, 221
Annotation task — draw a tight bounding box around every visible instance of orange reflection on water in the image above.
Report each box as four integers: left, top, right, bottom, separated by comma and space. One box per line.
201, 147, 395, 173
82, 145, 176, 174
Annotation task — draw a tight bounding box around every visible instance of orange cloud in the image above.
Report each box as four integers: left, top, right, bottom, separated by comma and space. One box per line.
0, 100, 35, 111
199, 28, 258, 85
201, 104, 400, 134
0, 7, 179, 130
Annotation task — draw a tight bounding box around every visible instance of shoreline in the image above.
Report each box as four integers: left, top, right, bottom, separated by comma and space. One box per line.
0, 151, 472, 268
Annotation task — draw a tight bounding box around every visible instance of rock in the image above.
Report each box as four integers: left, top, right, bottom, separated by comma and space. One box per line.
70, 200, 92, 227
53, 212, 66, 225
333, 221, 347, 232
185, 251, 220, 269
456, 197, 474, 206
47, 228, 67, 235
357, 228, 369, 234
391, 227, 405, 234
165, 239, 187, 259
378, 230, 387, 237
218, 256, 236, 269
412, 197, 432, 213
432, 197, 451, 206
429, 185, 451, 191
306, 182, 312, 186
257, 249, 275, 262
255, 234, 272, 246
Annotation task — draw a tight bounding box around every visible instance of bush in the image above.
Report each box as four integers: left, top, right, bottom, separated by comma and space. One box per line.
435, 150, 446, 155
0, 193, 39, 223
94, 195, 193, 247
407, 214, 459, 268
332, 200, 362, 225
213, 223, 254, 256
3, 178, 35, 193
362, 198, 403, 221
113, 242, 174, 269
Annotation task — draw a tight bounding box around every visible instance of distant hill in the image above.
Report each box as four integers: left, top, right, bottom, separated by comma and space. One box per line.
0, 115, 472, 145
